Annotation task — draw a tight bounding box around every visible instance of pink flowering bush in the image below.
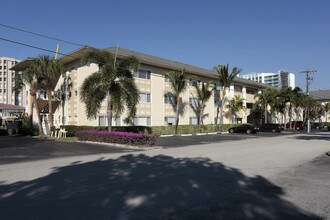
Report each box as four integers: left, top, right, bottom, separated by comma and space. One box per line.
76, 130, 159, 147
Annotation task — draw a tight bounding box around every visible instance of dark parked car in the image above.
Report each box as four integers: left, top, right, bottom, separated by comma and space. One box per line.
311, 122, 324, 129
285, 121, 304, 130
258, 124, 281, 133
228, 124, 258, 134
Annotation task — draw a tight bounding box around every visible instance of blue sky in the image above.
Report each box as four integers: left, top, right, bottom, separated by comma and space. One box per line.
1, 0, 329, 91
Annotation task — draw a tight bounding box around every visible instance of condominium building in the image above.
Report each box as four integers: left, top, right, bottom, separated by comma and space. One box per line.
13, 46, 271, 127
0, 57, 19, 105
241, 71, 295, 88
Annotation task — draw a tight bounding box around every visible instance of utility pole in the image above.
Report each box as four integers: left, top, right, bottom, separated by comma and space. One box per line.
300, 69, 317, 133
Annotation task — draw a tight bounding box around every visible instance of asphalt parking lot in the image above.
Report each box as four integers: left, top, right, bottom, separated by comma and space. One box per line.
0, 130, 327, 165
0, 131, 329, 219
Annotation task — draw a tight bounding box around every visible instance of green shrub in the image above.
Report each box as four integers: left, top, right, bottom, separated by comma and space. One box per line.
20, 127, 39, 136
0, 128, 8, 136
61, 125, 152, 137
62, 124, 237, 137
76, 130, 159, 146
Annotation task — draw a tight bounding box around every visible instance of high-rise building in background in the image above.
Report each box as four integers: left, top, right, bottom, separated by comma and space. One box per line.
0, 57, 27, 106
240, 70, 295, 88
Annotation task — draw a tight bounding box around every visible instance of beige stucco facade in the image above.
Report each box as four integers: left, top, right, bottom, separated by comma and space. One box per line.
12, 46, 271, 129
49, 47, 270, 127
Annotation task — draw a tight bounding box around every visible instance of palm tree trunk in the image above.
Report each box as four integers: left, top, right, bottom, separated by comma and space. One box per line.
219, 90, 226, 132
28, 92, 34, 129
32, 95, 44, 136
199, 107, 204, 133
175, 98, 180, 135
215, 107, 219, 125
47, 89, 54, 129
264, 105, 268, 124
289, 104, 293, 129
107, 100, 113, 132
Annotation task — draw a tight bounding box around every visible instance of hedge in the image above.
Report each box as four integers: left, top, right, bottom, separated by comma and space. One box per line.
76, 130, 159, 146
62, 124, 236, 137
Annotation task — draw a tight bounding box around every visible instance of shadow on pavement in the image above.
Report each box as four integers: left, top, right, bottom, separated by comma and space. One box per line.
157, 134, 256, 148
291, 133, 330, 141
0, 154, 321, 219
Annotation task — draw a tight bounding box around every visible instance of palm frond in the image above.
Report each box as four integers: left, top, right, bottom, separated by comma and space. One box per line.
80, 72, 107, 119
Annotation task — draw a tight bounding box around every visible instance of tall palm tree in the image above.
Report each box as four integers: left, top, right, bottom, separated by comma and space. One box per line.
22, 61, 44, 135
291, 87, 304, 124
37, 55, 63, 128
214, 64, 241, 131
165, 70, 189, 135
272, 89, 287, 124
13, 73, 24, 105
254, 88, 276, 124
226, 95, 245, 123
323, 102, 330, 123
80, 49, 139, 132
190, 81, 213, 129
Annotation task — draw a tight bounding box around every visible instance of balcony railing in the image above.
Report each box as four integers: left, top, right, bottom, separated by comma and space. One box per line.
36, 90, 62, 101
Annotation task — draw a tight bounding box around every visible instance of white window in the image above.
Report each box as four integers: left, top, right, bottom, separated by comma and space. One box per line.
164, 75, 170, 82
189, 78, 201, 86
164, 117, 175, 125
189, 97, 198, 106
139, 93, 151, 102
98, 116, 121, 126
133, 117, 151, 126
189, 117, 198, 125
164, 94, 175, 104
134, 69, 151, 79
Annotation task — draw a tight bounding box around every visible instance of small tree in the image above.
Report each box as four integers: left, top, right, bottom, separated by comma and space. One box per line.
22, 62, 44, 135
190, 81, 213, 130
37, 55, 63, 128
214, 64, 241, 131
323, 102, 330, 123
165, 70, 189, 135
254, 88, 276, 124
226, 95, 245, 123
80, 49, 139, 132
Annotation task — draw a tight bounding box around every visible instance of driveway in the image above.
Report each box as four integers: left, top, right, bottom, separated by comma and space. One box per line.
0, 132, 287, 164
0, 132, 329, 219
0, 136, 140, 165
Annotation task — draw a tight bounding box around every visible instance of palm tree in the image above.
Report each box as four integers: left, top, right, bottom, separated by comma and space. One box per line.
323, 102, 330, 123
165, 70, 189, 135
13, 73, 24, 106
80, 49, 139, 132
214, 64, 241, 131
36, 55, 63, 128
272, 89, 287, 124
254, 88, 276, 124
226, 95, 245, 123
291, 87, 304, 125
22, 61, 44, 135
190, 81, 213, 129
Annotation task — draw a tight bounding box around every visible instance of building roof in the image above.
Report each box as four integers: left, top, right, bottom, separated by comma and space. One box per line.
0, 103, 25, 110
11, 46, 271, 89
309, 90, 330, 101
106, 47, 271, 89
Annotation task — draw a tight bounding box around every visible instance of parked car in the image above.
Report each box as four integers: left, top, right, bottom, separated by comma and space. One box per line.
311, 122, 324, 129
285, 121, 305, 130
228, 124, 258, 134
258, 124, 281, 133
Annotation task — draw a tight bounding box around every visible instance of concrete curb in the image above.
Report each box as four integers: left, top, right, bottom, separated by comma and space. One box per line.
77, 140, 163, 151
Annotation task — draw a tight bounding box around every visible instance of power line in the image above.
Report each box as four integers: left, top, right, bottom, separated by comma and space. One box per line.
300, 69, 317, 133
0, 37, 81, 59
0, 23, 85, 47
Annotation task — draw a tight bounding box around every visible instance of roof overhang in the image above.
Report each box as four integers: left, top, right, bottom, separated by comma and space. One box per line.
59, 45, 94, 66
10, 58, 34, 71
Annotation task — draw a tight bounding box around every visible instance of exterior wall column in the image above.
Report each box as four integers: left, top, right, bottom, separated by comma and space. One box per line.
242, 86, 247, 123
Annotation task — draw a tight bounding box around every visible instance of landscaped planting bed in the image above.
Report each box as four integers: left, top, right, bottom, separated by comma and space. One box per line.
76, 130, 159, 147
